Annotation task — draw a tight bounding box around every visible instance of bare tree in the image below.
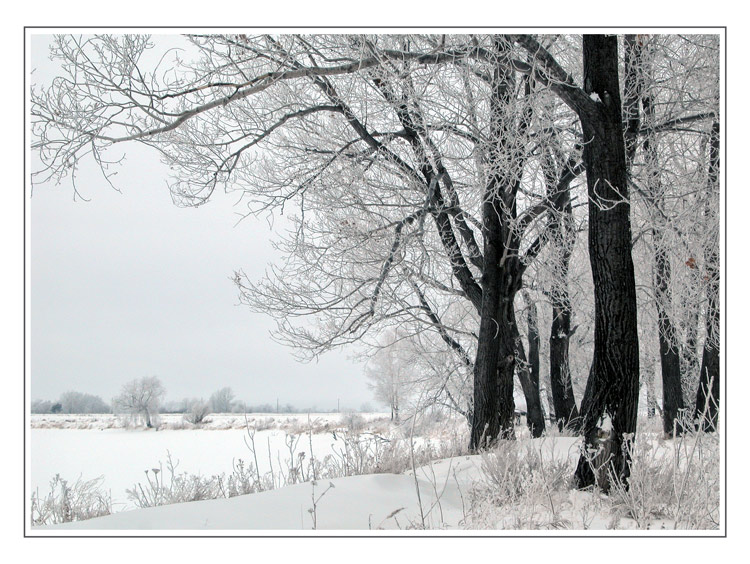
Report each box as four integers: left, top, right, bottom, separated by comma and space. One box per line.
112, 376, 166, 428
31, 33, 721, 485
32, 34, 571, 445
622, 34, 719, 436
512, 34, 719, 486
365, 330, 414, 422
510, 35, 641, 489
209, 387, 235, 413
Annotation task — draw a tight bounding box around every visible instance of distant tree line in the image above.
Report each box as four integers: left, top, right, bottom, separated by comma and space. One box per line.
32, 382, 362, 417
31, 391, 111, 414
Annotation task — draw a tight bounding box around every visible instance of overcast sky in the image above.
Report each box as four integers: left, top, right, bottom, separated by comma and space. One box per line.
29, 35, 374, 410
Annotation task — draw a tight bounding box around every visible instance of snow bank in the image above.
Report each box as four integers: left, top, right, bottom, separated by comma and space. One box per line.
38, 455, 484, 531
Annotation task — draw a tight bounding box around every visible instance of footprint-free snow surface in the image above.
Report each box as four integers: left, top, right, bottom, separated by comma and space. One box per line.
41, 455, 484, 531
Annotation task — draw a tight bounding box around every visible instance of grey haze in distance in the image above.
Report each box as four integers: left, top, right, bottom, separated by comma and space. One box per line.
29, 34, 374, 411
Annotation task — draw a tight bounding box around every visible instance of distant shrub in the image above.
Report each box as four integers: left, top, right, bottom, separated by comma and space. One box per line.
31, 399, 54, 414
59, 391, 111, 414
32, 393, 111, 415
183, 400, 211, 425
340, 412, 366, 432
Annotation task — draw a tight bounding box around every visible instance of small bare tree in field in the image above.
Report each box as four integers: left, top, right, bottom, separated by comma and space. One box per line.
209, 387, 236, 413
365, 330, 415, 422
113, 376, 166, 428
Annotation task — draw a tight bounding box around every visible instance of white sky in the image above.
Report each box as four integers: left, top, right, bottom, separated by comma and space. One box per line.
28, 34, 374, 410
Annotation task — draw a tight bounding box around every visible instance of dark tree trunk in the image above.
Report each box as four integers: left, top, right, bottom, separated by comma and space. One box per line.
496, 289, 521, 436
470, 38, 518, 449
544, 376, 556, 421
516, 293, 545, 437
573, 36, 640, 491
682, 292, 701, 414
653, 227, 685, 435
695, 326, 720, 432
549, 298, 580, 430
469, 37, 547, 449
695, 121, 720, 432
544, 159, 581, 431
644, 355, 657, 418
471, 260, 519, 448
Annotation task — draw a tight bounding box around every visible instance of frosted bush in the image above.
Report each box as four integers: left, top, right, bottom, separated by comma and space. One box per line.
340, 412, 366, 432
466, 419, 720, 530
183, 400, 211, 425
125, 451, 227, 508
31, 474, 112, 526
609, 423, 720, 529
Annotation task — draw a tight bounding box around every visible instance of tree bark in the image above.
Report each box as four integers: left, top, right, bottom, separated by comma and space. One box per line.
644, 354, 657, 418
573, 36, 641, 491
653, 226, 685, 435
472, 262, 520, 448
517, 293, 545, 437
470, 36, 521, 449
544, 156, 581, 431
681, 289, 701, 415
549, 293, 580, 430
695, 121, 720, 432
543, 375, 556, 421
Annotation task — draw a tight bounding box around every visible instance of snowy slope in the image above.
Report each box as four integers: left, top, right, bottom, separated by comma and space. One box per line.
39, 455, 484, 531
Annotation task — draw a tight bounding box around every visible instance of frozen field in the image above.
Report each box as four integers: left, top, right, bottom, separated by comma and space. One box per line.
30, 413, 393, 510
30, 412, 388, 431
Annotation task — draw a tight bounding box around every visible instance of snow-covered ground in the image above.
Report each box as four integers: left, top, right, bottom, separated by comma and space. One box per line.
28, 414, 721, 533
30, 412, 387, 431
30, 412, 393, 510
37, 455, 485, 531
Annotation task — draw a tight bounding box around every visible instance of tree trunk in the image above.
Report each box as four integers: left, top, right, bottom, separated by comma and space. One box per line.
681, 290, 701, 415
543, 151, 580, 431
470, 36, 535, 449
514, 295, 545, 437
695, 121, 720, 432
644, 355, 657, 419
549, 292, 580, 430
653, 228, 685, 435
544, 380, 556, 421
573, 36, 640, 491
469, 37, 549, 449
471, 256, 520, 447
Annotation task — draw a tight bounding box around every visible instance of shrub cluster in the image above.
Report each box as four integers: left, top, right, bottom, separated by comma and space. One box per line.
30, 475, 112, 526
